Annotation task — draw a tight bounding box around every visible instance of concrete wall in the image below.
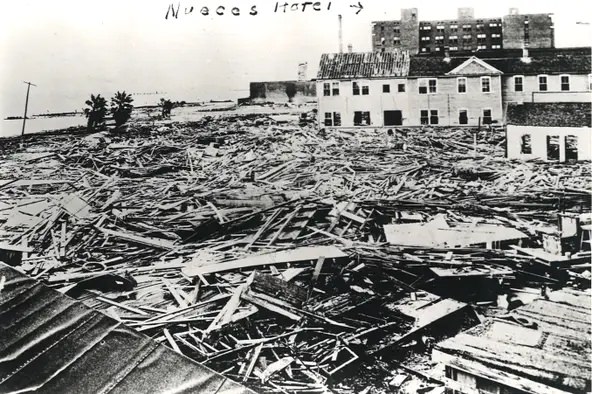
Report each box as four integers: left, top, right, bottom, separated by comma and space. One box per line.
506, 125, 591, 161
502, 74, 592, 104
249, 81, 316, 104
317, 75, 503, 128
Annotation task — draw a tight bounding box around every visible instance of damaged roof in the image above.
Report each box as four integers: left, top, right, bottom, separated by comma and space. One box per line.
507, 102, 592, 127
316, 51, 410, 79
0, 263, 254, 394
434, 288, 592, 393
319, 47, 591, 79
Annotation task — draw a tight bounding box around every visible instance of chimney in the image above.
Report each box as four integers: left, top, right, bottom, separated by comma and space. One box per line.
444, 47, 451, 62
338, 14, 343, 54
521, 46, 531, 63
347, 43, 353, 53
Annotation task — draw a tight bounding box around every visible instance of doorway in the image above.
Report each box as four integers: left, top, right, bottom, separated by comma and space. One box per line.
384, 110, 402, 126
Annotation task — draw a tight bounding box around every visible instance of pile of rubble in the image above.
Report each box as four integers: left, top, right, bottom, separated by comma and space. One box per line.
0, 110, 590, 393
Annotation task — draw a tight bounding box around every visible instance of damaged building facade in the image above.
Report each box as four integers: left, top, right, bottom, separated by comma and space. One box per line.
316, 47, 591, 129
372, 7, 554, 54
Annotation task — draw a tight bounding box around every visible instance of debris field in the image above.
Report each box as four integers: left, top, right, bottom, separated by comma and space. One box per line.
0, 109, 590, 393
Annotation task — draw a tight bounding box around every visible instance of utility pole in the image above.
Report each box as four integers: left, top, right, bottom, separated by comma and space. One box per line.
21, 81, 37, 137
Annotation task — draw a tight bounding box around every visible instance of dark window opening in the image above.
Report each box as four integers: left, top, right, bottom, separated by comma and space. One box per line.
482, 109, 492, 124
520, 134, 532, 154
398, 83, 406, 92
430, 109, 439, 125
382, 84, 390, 93
362, 85, 369, 95
420, 110, 429, 125
332, 82, 340, 96
459, 110, 468, 125
384, 110, 402, 126
561, 75, 570, 91
458, 78, 466, 93
565, 135, 578, 161
323, 83, 330, 96
514, 76, 523, 92
547, 135, 560, 160
324, 112, 341, 127
353, 111, 371, 126
352, 82, 360, 95
539, 76, 548, 91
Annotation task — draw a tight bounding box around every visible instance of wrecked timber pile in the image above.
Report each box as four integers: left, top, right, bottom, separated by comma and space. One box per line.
0, 110, 590, 393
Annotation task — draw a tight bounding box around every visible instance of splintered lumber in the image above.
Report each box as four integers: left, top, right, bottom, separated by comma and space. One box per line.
241, 291, 302, 321
183, 245, 347, 277
251, 272, 307, 307
261, 357, 295, 383
206, 284, 246, 333
95, 226, 176, 250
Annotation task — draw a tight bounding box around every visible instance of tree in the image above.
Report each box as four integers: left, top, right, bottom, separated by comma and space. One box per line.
84, 94, 107, 132
111, 91, 134, 128
285, 83, 297, 103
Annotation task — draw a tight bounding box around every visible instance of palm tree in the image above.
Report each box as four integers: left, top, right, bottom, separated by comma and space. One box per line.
111, 91, 134, 128
84, 94, 107, 132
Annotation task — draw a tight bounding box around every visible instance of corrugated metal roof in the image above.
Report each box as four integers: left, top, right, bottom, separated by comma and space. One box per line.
0, 263, 254, 394
316, 51, 410, 79
318, 47, 591, 79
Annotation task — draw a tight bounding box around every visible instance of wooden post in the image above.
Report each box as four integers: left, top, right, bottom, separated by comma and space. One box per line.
21, 81, 37, 138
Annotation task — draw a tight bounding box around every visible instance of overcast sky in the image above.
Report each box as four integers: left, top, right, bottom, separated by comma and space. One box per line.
1, 0, 590, 117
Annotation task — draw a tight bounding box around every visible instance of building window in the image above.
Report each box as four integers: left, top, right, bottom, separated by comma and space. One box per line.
482, 109, 492, 124
429, 79, 437, 93
477, 33, 486, 38
362, 85, 369, 95
398, 83, 406, 92
514, 76, 523, 92
463, 34, 472, 39
463, 24, 472, 31
457, 77, 467, 93
481, 76, 491, 93
383, 84, 390, 93
420, 110, 429, 125
324, 112, 341, 126
489, 22, 498, 27
520, 134, 532, 154
491, 33, 501, 38
421, 36, 431, 41
538, 75, 548, 91
437, 25, 445, 30
421, 109, 439, 125
492, 44, 501, 49
394, 28, 400, 34
450, 46, 458, 51
450, 24, 458, 30
353, 111, 371, 126
393, 37, 400, 44
430, 109, 439, 125
477, 45, 487, 50
333, 112, 341, 126
352, 82, 360, 95
419, 79, 437, 94
323, 83, 330, 96
561, 75, 570, 91
449, 35, 458, 40
459, 109, 468, 124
